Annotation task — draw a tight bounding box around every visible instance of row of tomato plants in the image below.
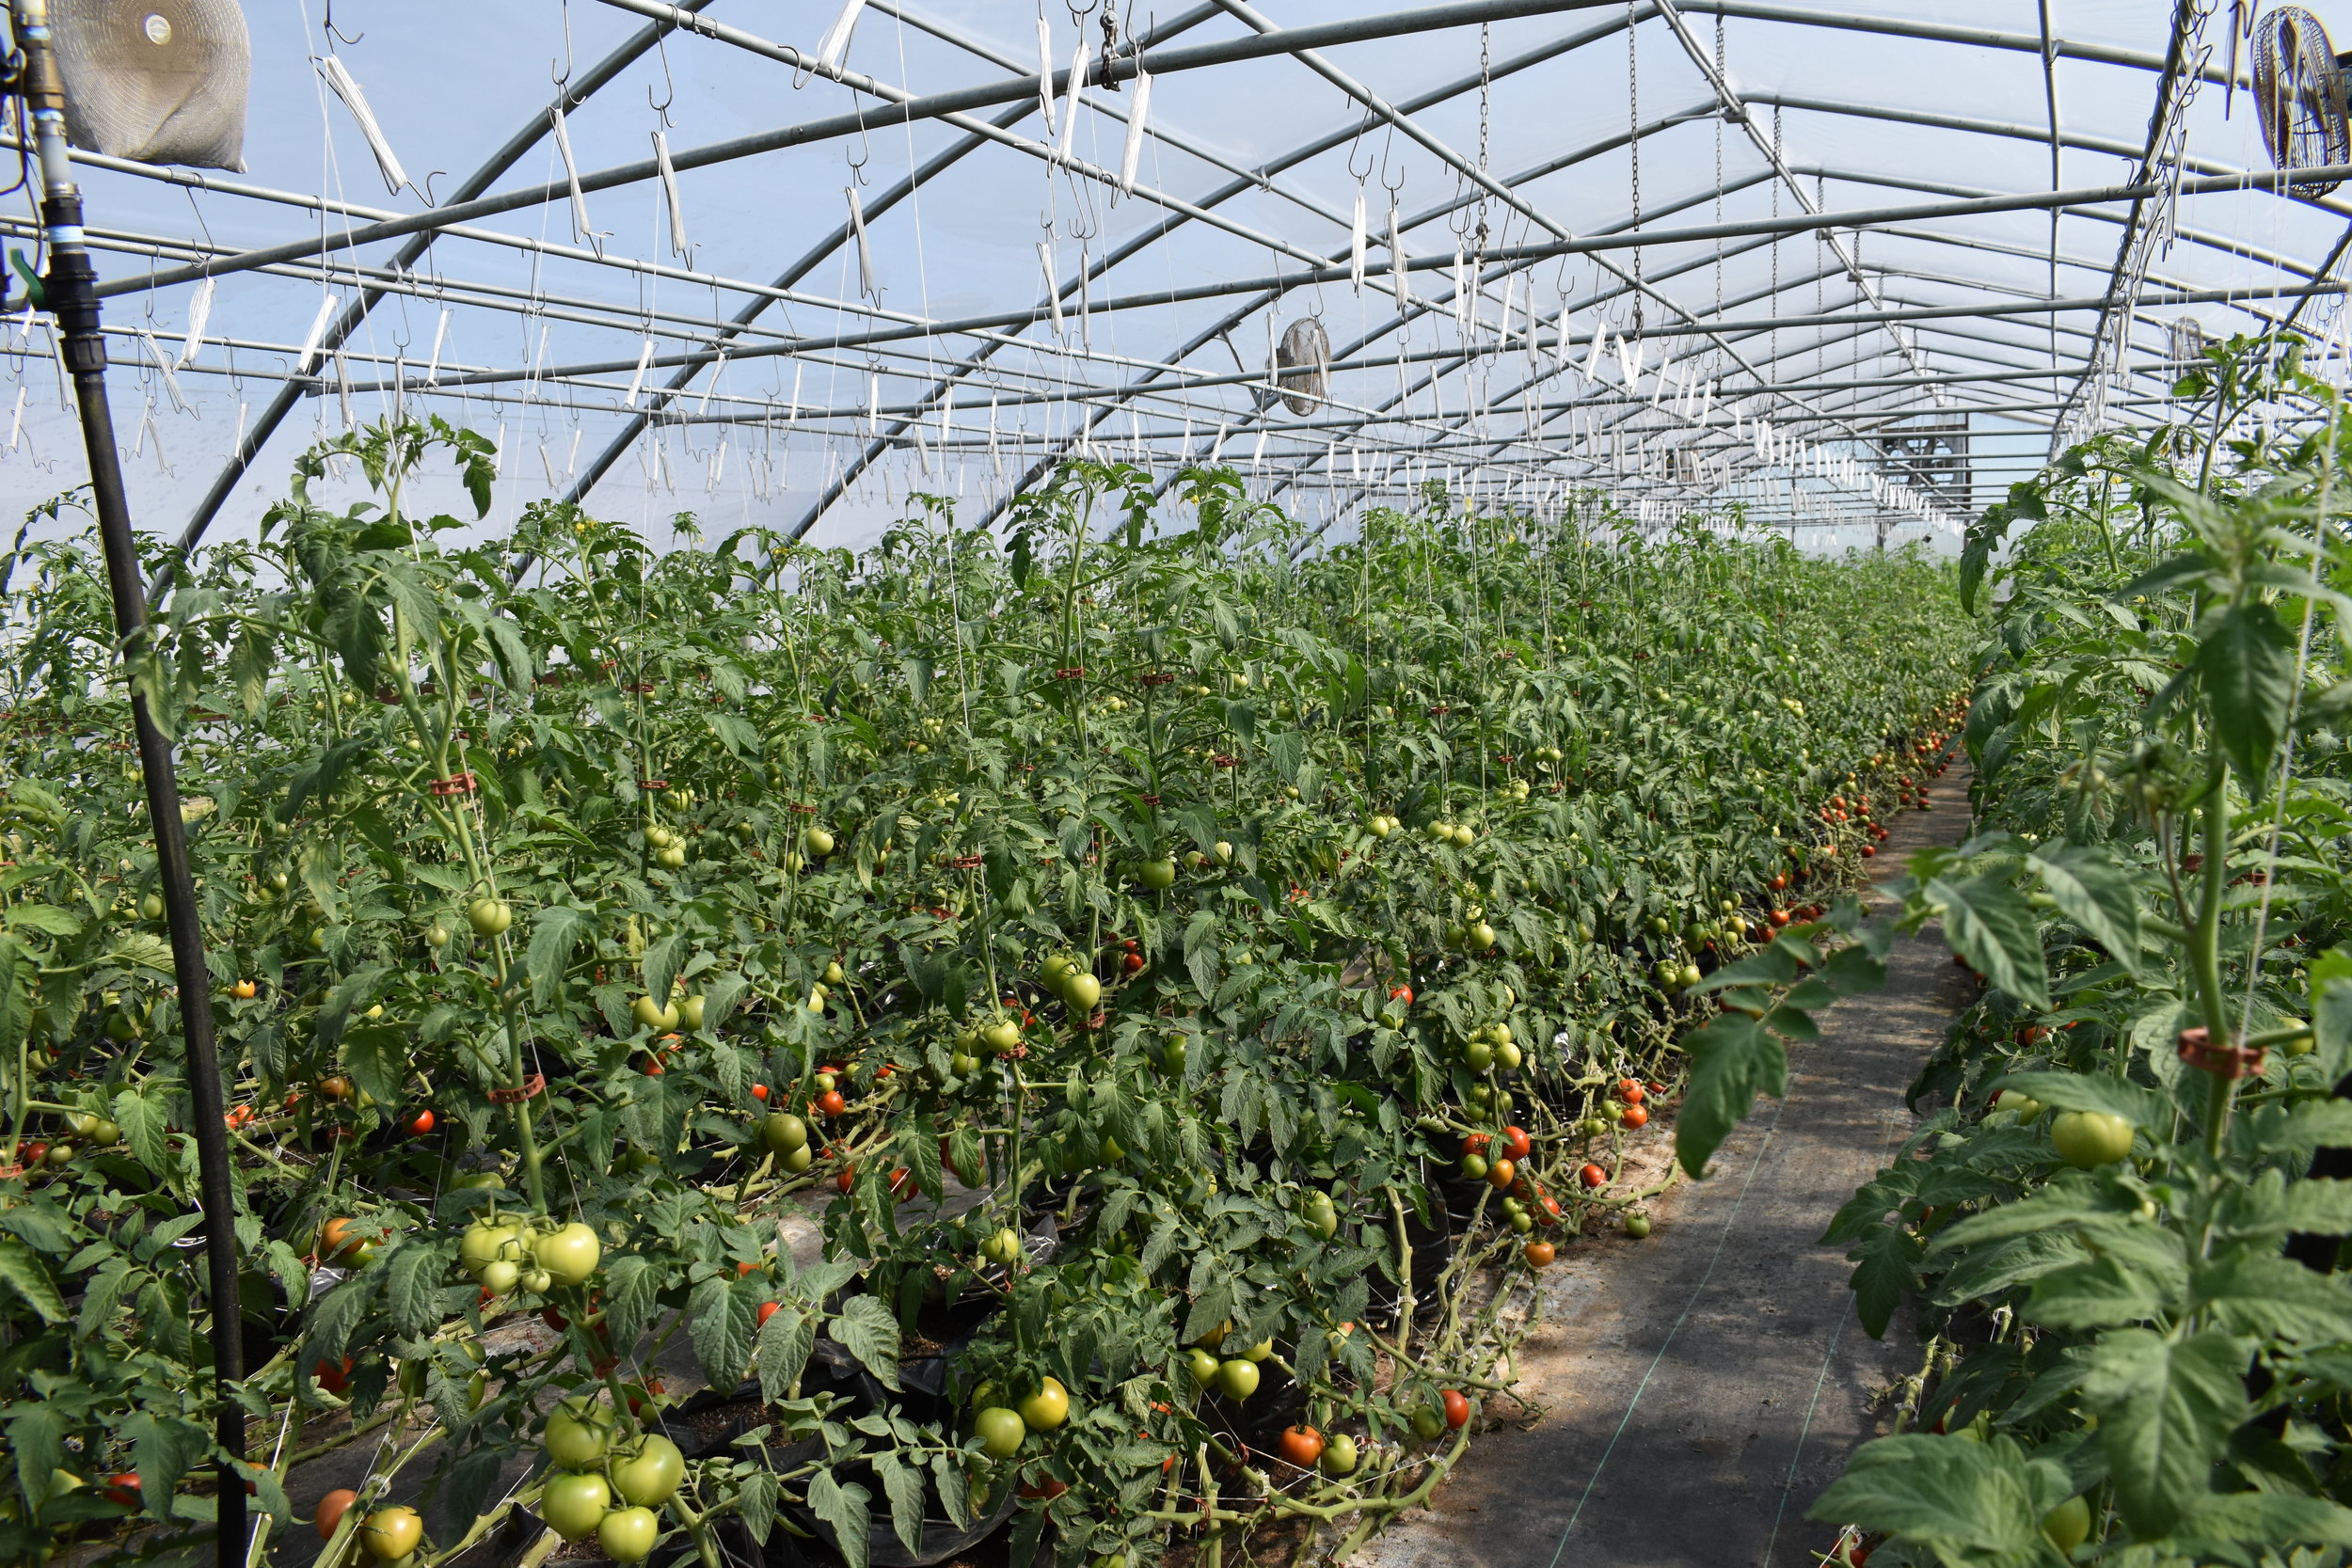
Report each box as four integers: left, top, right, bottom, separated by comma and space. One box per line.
0, 426, 1968, 1568
1718, 335, 2352, 1567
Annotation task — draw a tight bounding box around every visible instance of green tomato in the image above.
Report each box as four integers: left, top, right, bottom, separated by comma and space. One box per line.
1140, 858, 1177, 890
610, 1435, 685, 1508
480, 1259, 520, 1293
630, 996, 680, 1033
597, 1506, 660, 1564
1320, 1433, 1359, 1477
1063, 973, 1103, 1012
1304, 1193, 1339, 1241
460, 1220, 523, 1278
1410, 1404, 1445, 1441
1159, 1038, 1188, 1076
761, 1114, 810, 1155
1463, 1041, 1495, 1072
533, 1222, 602, 1287
543, 1403, 612, 1469
466, 897, 513, 937
1018, 1377, 1070, 1431
538, 1472, 611, 1544
974, 1406, 1026, 1458
1625, 1213, 1653, 1239
1496, 1041, 1523, 1071
677, 995, 706, 1032
1465, 922, 1497, 952
360, 1509, 422, 1562
1216, 1359, 1261, 1401
982, 1019, 1023, 1053
2042, 1494, 2092, 1553
1185, 1348, 1220, 1386
802, 827, 834, 858
2050, 1110, 2135, 1168
782, 1145, 813, 1173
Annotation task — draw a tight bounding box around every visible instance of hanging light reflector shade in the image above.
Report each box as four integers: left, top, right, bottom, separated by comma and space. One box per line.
51, 0, 250, 171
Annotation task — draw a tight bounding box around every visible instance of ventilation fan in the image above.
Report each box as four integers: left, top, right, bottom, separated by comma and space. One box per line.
1273, 317, 1330, 417
50, 0, 252, 172
2252, 6, 2350, 195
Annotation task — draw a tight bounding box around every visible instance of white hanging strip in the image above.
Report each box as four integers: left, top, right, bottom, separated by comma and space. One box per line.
1250, 428, 1267, 467
5, 385, 21, 452
625, 336, 656, 406
1039, 241, 1064, 336
1452, 244, 1470, 331
867, 372, 881, 436
317, 55, 412, 196
548, 105, 596, 243
847, 186, 877, 298
1613, 332, 1644, 391
138, 330, 188, 413
1497, 275, 1517, 354
654, 131, 690, 260
1056, 41, 1088, 163
566, 428, 582, 480
1389, 205, 1408, 312
295, 293, 341, 374
1583, 318, 1610, 381
1350, 188, 1367, 294
695, 347, 726, 413
1117, 70, 1152, 194
787, 361, 803, 420
1036, 16, 1059, 135
816, 0, 866, 71
424, 306, 451, 384
179, 277, 215, 367
939, 385, 954, 448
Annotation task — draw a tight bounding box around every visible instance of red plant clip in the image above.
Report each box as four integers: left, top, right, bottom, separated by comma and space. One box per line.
2176, 1027, 2266, 1079
428, 772, 479, 798
787, 803, 818, 815
1139, 671, 1175, 687
949, 854, 984, 870
487, 1073, 547, 1105
1054, 666, 1086, 680
638, 779, 670, 791
1139, 794, 1161, 807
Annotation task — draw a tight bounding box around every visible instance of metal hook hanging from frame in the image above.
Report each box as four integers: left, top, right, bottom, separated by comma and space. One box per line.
323, 0, 363, 47
648, 31, 676, 123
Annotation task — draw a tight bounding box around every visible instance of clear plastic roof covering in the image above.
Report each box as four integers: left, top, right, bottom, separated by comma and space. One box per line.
11, 0, 2351, 557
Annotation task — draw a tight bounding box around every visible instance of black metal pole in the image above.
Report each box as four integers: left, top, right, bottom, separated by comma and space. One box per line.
9, 7, 246, 1565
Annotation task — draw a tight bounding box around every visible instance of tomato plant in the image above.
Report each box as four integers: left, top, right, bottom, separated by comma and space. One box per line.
0, 429, 1964, 1567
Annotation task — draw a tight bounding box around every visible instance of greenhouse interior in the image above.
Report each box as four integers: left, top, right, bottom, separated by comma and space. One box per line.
7, 1, 2352, 1566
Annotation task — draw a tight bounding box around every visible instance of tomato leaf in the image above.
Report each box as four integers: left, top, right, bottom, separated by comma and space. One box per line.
1675, 1011, 1787, 1179
385, 1240, 444, 1338
110, 1089, 171, 1180
1843, 1221, 1922, 1339
341, 1023, 408, 1112
1805, 1432, 2069, 1554
736, 1468, 780, 1545
872, 1450, 926, 1559
928, 1452, 969, 1528
7, 1403, 63, 1513
1923, 873, 2050, 1010
2192, 1249, 2352, 1343
805, 1468, 872, 1568
828, 1293, 902, 1392
2196, 597, 2295, 785
641, 933, 686, 1017
756, 1303, 814, 1405
687, 1275, 756, 1391
905, 1113, 943, 1203
2082, 1328, 2250, 1537
526, 905, 595, 1009
2026, 843, 2146, 971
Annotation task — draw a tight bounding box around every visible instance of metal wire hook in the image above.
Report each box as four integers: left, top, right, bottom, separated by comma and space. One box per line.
323, 0, 363, 47
647, 32, 676, 122
1379, 124, 1406, 197
551, 0, 577, 89
1345, 112, 1377, 182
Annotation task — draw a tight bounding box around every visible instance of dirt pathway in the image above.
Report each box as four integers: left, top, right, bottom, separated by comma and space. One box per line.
1356, 769, 1977, 1568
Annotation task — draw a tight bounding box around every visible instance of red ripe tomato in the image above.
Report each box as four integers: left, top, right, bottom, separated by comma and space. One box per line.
1523, 1240, 1556, 1268
103, 1473, 141, 1508
835, 1165, 857, 1194
1462, 1132, 1491, 1157
1579, 1163, 1608, 1189
1486, 1157, 1517, 1190
1615, 1079, 1644, 1104
1277, 1426, 1325, 1467
20, 1141, 45, 1166
1120, 953, 1145, 974
889, 1167, 914, 1201
1622, 1104, 1649, 1130
752, 1084, 771, 1101
406, 1110, 436, 1136
1017, 1475, 1070, 1501
1770, 873, 1788, 892
314, 1488, 357, 1540
1860, 846, 1876, 858
1389, 985, 1413, 1005
1536, 1192, 1562, 1225
643, 1060, 664, 1077
315, 1356, 355, 1394
540, 1305, 568, 1330
756, 1301, 781, 1327
1770, 909, 1791, 927
1441, 1388, 1471, 1429
1501, 1125, 1531, 1161
816, 1090, 848, 1117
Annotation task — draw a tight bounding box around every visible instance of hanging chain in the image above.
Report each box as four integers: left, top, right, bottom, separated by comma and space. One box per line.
1628, 1, 1642, 334
1713, 16, 1725, 319
1769, 104, 1780, 388
1473, 24, 1492, 255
